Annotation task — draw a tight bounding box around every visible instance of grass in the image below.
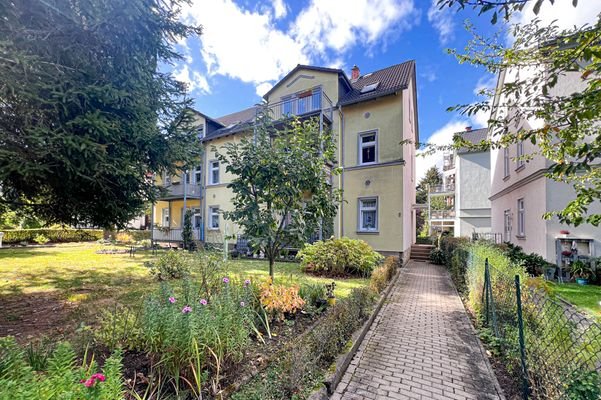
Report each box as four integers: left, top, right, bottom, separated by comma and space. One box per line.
547, 282, 601, 321
0, 243, 368, 337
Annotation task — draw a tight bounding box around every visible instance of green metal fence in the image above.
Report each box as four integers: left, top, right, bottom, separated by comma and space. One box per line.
481, 259, 601, 399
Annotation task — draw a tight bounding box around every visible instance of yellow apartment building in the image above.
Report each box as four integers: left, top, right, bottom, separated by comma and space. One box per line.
152, 60, 418, 260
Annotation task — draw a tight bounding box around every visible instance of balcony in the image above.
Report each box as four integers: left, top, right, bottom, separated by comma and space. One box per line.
429, 209, 456, 220
158, 182, 202, 200
152, 228, 202, 242
443, 153, 455, 171
429, 184, 455, 195
265, 89, 334, 124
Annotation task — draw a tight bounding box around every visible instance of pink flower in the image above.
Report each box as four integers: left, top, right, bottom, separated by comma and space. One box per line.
240, 301, 246, 307
84, 378, 95, 387
182, 305, 192, 314
223, 277, 230, 284
91, 373, 106, 382
244, 279, 251, 287
199, 298, 208, 305
168, 296, 176, 304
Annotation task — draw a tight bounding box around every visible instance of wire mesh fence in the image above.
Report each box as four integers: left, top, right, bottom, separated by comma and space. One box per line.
481, 259, 601, 399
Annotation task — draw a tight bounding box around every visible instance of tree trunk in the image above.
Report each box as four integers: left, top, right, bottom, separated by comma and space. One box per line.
268, 254, 275, 279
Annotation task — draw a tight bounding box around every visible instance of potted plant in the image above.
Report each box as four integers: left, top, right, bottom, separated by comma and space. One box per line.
570, 260, 595, 285
325, 281, 336, 306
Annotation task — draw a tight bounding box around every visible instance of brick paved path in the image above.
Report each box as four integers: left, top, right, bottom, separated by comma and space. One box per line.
332, 261, 504, 400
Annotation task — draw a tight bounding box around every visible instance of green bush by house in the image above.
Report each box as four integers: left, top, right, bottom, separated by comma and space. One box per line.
297, 237, 384, 277
1, 229, 103, 244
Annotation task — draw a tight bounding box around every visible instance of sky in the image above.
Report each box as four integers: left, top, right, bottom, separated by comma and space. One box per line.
171, 0, 601, 181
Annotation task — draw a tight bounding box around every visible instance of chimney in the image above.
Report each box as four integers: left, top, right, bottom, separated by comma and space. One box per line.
465, 126, 472, 132
351, 65, 360, 81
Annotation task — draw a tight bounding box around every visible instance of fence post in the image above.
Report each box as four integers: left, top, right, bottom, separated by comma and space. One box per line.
514, 275, 530, 399
484, 258, 490, 326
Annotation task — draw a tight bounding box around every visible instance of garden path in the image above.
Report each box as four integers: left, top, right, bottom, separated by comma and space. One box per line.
332, 261, 505, 400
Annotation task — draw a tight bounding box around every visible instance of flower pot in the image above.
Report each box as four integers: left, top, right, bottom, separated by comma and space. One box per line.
576, 278, 588, 285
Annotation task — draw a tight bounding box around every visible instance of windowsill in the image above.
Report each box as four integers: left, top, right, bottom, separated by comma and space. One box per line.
359, 161, 377, 166
208, 228, 220, 231
357, 230, 379, 235
515, 164, 525, 172
516, 235, 526, 240
503, 175, 510, 181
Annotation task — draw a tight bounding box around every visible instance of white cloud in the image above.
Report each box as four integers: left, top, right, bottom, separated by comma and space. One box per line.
513, 0, 601, 29
271, 0, 287, 19
173, 64, 211, 94
181, 0, 419, 97
292, 0, 420, 57
255, 82, 273, 98
427, 0, 454, 45
416, 120, 468, 182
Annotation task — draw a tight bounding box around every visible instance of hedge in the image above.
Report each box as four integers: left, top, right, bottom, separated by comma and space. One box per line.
1, 229, 103, 244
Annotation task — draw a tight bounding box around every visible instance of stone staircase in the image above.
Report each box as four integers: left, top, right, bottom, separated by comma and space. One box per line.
410, 244, 433, 262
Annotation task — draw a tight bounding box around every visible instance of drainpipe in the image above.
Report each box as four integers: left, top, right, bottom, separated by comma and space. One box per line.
338, 105, 345, 237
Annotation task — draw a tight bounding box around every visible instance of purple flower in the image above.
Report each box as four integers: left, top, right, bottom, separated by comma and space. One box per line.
223, 277, 230, 284
240, 301, 246, 307
244, 279, 251, 287
182, 305, 192, 314
168, 296, 176, 304
199, 298, 208, 306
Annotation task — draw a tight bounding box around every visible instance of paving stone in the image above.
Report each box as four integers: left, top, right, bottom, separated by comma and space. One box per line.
333, 261, 503, 400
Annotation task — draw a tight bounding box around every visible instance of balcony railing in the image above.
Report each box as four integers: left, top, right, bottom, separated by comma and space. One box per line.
158, 182, 202, 199
265, 90, 334, 123
429, 184, 455, 194
472, 232, 503, 244
152, 228, 202, 242
429, 210, 456, 220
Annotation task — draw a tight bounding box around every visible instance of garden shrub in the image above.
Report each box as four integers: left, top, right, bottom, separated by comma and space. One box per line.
429, 248, 445, 265
1, 229, 103, 244
114, 231, 134, 244
297, 237, 384, 277
370, 256, 398, 293
259, 278, 305, 320
144, 250, 192, 280
33, 234, 50, 245
0, 337, 124, 400
231, 287, 377, 400
503, 242, 555, 276
95, 305, 143, 351
298, 283, 327, 311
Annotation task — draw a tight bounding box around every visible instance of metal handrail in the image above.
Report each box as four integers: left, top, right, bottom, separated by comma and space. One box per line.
264, 88, 334, 122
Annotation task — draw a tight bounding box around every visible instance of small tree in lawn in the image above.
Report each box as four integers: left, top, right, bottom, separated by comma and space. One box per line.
215, 112, 341, 278
182, 209, 194, 251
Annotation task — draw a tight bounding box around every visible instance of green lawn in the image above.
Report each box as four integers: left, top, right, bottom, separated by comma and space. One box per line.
548, 282, 601, 321
0, 243, 368, 338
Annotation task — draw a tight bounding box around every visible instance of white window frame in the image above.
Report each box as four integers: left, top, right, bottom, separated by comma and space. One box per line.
503, 147, 510, 178
358, 197, 378, 232
209, 160, 220, 185
358, 130, 378, 165
193, 165, 202, 184
503, 209, 511, 242
516, 141, 525, 169
163, 171, 172, 186
517, 198, 525, 237
162, 208, 170, 227
208, 206, 220, 230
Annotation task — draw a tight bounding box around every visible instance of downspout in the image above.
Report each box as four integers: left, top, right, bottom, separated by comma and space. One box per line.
338, 105, 345, 237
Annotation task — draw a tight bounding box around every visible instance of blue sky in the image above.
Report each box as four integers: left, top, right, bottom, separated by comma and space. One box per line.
172, 0, 600, 180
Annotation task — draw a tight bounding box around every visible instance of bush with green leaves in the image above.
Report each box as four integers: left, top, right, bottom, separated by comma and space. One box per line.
503, 242, 555, 276
144, 250, 193, 280
429, 248, 445, 265
32, 234, 50, 245
297, 237, 383, 277
232, 287, 377, 400
2, 229, 103, 244
370, 256, 398, 293
298, 283, 327, 312
0, 337, 123, 400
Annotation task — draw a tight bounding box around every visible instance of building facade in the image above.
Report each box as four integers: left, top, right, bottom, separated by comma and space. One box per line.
489, 69, 601, 264
152, 61, 419, 259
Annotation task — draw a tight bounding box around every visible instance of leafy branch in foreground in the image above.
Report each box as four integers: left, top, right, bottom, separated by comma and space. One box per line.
428, 0, 601, 226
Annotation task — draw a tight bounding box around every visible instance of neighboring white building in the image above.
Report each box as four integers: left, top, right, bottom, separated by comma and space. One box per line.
489, 69, 601, 264
454, 128, 492, 238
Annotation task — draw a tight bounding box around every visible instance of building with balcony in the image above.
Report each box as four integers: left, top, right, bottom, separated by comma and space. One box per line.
152, 60, 419, 260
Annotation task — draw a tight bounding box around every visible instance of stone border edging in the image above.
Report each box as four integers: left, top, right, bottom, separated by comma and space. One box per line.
308, 263, 404, 400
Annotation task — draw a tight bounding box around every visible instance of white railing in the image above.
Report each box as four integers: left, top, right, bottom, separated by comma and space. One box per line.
429, 210, 456, 220
265, 90, 334, 122
152, 228, 201, 242
158, 182, 202, 198
429, 184, 455, 194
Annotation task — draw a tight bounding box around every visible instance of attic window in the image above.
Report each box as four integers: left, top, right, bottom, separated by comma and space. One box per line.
360, 81, 380, 94
361, 73, 373, 79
